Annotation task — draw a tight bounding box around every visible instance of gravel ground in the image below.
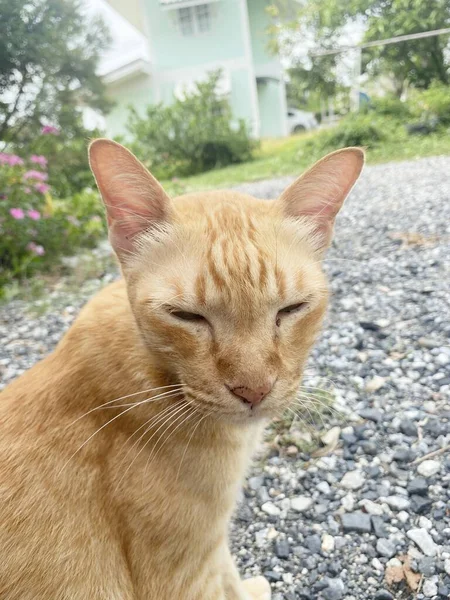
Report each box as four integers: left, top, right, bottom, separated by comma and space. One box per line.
1, 156, 450, 599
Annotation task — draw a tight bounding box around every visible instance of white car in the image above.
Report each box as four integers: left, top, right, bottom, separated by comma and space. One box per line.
287, 108, 318, 134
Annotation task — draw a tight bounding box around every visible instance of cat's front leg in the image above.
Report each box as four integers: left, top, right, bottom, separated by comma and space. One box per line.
222, 553, 271, 600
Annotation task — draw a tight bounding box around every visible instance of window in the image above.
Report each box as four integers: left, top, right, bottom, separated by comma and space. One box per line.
177, 4, 211, 36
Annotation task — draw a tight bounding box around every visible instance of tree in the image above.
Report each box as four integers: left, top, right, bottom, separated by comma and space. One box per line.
268, 0, 450, 96
0, 0, 111, 144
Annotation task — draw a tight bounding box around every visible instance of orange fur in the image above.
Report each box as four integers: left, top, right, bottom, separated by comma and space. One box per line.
0, 142, 364, 599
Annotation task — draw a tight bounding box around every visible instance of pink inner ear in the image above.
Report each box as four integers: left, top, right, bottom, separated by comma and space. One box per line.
279, 148, 364, 250
89, 139, 172, 258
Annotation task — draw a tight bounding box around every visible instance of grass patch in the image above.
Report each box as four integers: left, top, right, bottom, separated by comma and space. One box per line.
163, 126, 450, 195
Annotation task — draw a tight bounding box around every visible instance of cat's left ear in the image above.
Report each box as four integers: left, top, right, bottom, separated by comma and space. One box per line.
278, 147, 365, 252
89, 139, 172, 258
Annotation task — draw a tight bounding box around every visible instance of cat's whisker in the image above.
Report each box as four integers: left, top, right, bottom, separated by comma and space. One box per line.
114, 399, 187, 491
146, 406, 198, 474
67, 384, 185, 426
175, 408, 214, 484
142, 403, 196, 482
59, 388, 186, 474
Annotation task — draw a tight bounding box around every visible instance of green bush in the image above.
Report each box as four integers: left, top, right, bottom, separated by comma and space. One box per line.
13, 122, 101, 198
0, 149, 105, 290
315, 114, 390, 153
409, 82, 450, 125
370, 96, 411, 119
127, 70, 257, 179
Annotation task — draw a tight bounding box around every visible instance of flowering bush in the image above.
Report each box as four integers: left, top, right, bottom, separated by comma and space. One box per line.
0, 149, 106, 289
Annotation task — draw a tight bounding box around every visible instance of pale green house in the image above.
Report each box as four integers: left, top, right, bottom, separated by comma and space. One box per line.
103, 0, 288, 138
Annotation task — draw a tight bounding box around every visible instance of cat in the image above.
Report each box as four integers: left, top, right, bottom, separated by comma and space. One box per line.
0, 140, 364, 600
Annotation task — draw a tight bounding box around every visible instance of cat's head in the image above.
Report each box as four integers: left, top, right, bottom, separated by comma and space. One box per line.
89, 140, 364, 423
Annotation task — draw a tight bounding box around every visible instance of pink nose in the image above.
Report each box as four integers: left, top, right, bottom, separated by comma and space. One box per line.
228, 382, 274, 406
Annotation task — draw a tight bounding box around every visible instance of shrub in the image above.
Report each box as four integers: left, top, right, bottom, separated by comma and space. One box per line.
409, 82, 450, 125
370, 96, 411, 119
0, 151, 105, 290
127, 70, 257, 179
13, 123, 101, 198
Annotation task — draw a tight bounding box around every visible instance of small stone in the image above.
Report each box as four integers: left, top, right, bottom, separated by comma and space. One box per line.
341, 493, 355, 512
407, 477, 429, 496
418, 337, 439, 349
374, 592, 394, 600
372, 516, 388, 539
398, 511, 410, 523
411, 495, 433, 515
248, 476, 264, 490
418, 556, 436, 577
377, 538, 396, 558
359, 408, 383, 423
371, 558, 384, 571
291, 496, 313, 512
419, 516, 432, 531
317, 481, 331, 495
365, 376, 386, 392
261, 502, 280, 517
341, 512, 372, 534
387, 558, 402, 568
436, 352, 450, 366
322, 534, 335, 553
423, 578, 438, 598
322, 578, 345, 600
360, 321, 380, 331
306, 534, 321, 554
444, 558, 450, 576
286, 445, 298, 456
438, 585, 450, 598
417, 460, 441, 477
264, 570, 282, 583
321, 426, 341, 446
407, 528, 438, 557
274, 540, 290, 559
384, 496, 410, 511
400, 420, 418, 437
360, 499, 384, 516
340, 471, 365, 490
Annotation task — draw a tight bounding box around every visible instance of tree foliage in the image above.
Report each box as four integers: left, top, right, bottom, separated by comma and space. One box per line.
269, 0, 450, 97
0, 0, 111, 144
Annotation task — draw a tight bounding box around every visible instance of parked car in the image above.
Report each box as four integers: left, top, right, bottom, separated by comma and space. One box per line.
287, 108, 318, 134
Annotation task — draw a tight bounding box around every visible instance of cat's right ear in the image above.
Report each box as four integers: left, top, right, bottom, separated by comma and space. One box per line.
88, 139, 172, 258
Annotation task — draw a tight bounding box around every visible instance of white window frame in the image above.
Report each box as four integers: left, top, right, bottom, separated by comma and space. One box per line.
176, 4, 212, 36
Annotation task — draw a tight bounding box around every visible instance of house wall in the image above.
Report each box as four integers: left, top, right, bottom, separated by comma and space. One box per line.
257, 78, 286, 138
104, 0, 287, 139
247, 0, 284, 82
143, 0, 246, 70
105, 74, 154, 138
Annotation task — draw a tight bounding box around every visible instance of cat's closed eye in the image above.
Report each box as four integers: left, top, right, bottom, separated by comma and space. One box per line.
170, 310, 208, 324
276, 302, 309, 326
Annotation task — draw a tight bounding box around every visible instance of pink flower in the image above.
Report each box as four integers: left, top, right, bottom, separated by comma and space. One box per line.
41, 125, 59, 135
27, 242, 45, 256
34, 183, 50, 194
9, 208, 25, 220
27, 209, 41, 221
30, 155, 48, 167
24, 170, 48, 181
24, 187, 31, 194
0, 153, 24, 166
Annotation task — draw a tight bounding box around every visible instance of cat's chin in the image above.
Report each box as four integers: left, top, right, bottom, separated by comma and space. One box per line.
208, 406, 273, 426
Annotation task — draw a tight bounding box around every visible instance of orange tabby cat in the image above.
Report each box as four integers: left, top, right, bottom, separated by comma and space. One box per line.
0, 141, 364, 600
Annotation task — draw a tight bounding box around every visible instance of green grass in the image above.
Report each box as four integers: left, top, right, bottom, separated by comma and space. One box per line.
163, 128, 450, 195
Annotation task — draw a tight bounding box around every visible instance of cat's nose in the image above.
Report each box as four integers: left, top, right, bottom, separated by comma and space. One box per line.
227, 381, 274, 406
